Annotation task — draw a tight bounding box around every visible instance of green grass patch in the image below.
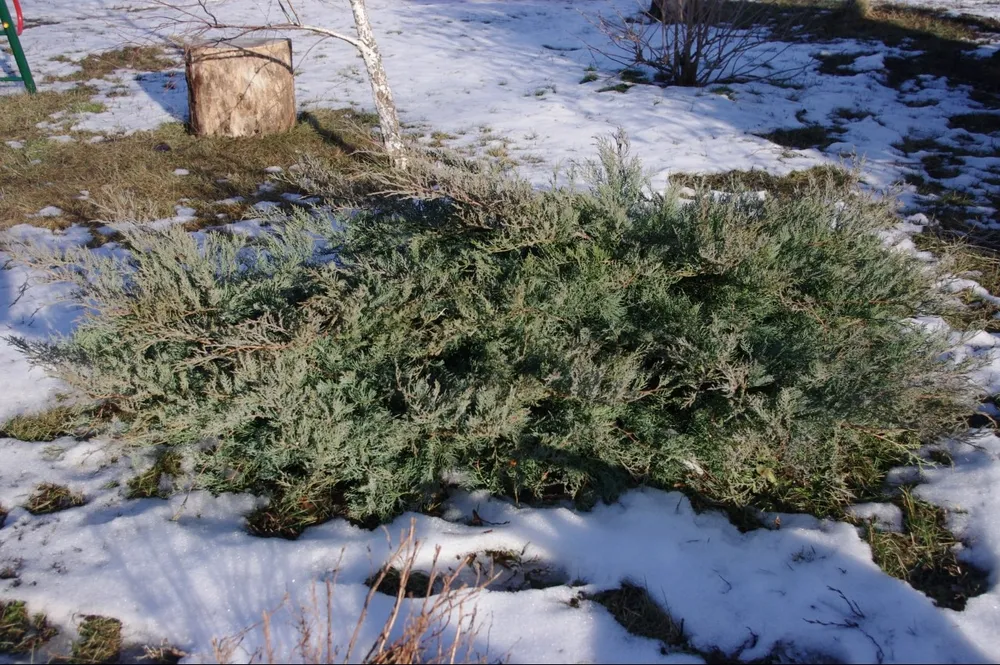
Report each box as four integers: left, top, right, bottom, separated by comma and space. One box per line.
0, 600, 57, 655
24, 483, 86, 515
125, 450, 183, 499
70, 616, 122, 664
580, 71, 599, 84
860, 489, 988, 609
597, 82, 631, 93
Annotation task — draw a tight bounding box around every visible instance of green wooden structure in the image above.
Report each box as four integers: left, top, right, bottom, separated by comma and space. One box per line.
1, 0, 35, 93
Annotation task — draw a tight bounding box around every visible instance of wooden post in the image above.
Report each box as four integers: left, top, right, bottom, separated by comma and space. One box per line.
185, 38, 296, 137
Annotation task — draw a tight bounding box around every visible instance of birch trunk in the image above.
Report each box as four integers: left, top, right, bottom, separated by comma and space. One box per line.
348, 0, 407, 169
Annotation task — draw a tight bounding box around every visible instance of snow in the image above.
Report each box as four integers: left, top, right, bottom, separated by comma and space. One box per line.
30, 206, 64, 218
6, 0, 1000, 662
886, 0, 1000, 20
846, 503, 905, 533
0, 433, 993, 664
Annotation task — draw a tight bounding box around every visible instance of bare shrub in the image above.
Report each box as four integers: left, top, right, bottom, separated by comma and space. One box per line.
594, 0, 806, 86
211, 520, 497, 664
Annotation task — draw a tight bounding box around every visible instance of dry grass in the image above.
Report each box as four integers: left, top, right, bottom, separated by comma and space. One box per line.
860, 488, 988, 610
125, 450, 183, 499
24, 482, 86, 515
52, 46, 178, 82
587, 583, 686, 650
0, 600, 57, 655
912, 233, 1000, 331
669, 164, 855, 200
0, 405, 81, 441
212, 521, 494, 664
0, 83, 380, 229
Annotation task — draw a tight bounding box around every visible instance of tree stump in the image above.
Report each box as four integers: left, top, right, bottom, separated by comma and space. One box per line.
186, 38, 296, 137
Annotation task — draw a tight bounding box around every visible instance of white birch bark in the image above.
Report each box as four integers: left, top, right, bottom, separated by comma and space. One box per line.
348, 0, 407, 168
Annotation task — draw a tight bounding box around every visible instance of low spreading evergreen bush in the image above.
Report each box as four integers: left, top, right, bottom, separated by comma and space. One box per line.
10, 135, 980, 524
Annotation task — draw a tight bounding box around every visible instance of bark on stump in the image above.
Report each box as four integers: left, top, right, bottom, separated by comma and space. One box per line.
186, 38, 296, 137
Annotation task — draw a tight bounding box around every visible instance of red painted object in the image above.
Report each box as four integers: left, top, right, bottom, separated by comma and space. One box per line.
11, 0, 22, 35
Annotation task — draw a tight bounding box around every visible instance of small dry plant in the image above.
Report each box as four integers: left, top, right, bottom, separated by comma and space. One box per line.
90, 184, 166, 224
211, 520, 497, 664
593, 0, 806, 86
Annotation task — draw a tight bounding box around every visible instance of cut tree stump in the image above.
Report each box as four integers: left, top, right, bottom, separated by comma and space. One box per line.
186, 38, 296, 137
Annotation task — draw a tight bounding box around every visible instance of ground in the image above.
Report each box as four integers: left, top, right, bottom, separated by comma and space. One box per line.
5, 0, 1000, 663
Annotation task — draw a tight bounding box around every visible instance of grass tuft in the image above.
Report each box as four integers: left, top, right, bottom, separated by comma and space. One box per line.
69, 616, 123, 664
0, 405, 80, 441
861, 489, 988, 610
54, 46, 177, 82
125, 450, 183, 499
0, 600, 57, 655
758, 124, 846, 150
587, 583, 685, 649
245, 492, 343, 540
24, 483, 86, 515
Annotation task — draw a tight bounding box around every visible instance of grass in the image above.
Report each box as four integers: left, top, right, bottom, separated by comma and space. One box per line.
585, 582, 795, 660
125, 450, 183, 499
24, 482, 86, 515
0, 405, 80, 441
948, 113, 1000, 135
833, 107, 873, 121
367, 565, 438, 598
587, 583, 686, 651
668, 164, 855, 199
245, 492, 343, 539
69, 616, 122, 664
911, 232, 1000, 330
709, 85, 736, 99
813, 51, 871, 76
0, 600, 57, 655
619, 68, 651, 84
597, 82, 631, 93
0, 85, 380, 229
758, 124, 846, 150
860, 489, 988, 610
53, 46, 177, 82
580, 71, 599, 84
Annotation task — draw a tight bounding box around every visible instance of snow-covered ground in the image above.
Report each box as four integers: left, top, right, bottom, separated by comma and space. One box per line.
889, 0, 1000, 20
7, 0, 1000, 663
